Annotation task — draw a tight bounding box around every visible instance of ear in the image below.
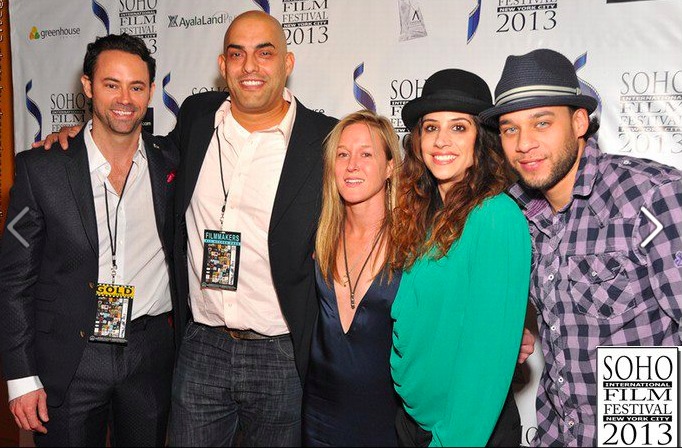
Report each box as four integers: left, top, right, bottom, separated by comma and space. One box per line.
81, 75, 93, 99
149, 81, 156, 102
285, 51, 295, 78
571, 107, 589, 139
386, 158, 395, 180
218, 53, 227, 82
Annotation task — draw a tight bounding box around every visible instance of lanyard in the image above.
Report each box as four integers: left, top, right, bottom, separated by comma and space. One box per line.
215, 125, 229, 228
103, 164, 133, 283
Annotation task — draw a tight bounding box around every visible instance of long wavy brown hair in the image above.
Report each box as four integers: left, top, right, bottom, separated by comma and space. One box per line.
391, 116, 513, 271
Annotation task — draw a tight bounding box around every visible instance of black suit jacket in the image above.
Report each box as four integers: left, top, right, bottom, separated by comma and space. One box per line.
168, 92, 337, 382
0, 130, 178, 406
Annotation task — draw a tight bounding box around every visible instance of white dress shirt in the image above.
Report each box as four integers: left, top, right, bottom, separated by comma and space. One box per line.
185, 89, 296, 336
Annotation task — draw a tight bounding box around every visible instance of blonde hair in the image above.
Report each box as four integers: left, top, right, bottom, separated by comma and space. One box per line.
316, 109, 401, 285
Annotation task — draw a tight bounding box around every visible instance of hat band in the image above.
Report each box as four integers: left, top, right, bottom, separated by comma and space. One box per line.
495, 84, 581, 106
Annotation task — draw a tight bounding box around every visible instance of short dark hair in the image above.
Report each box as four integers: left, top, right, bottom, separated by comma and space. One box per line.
83, 33, 156, 82
568, 106, 600, 140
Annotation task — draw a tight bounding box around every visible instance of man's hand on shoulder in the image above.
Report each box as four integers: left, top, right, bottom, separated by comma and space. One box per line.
9, 388, 49, 433
30, 125, 81, 150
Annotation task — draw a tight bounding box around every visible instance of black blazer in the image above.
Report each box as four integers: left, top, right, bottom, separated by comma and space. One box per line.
168, 92, 337, 382
0, 130, 178, 406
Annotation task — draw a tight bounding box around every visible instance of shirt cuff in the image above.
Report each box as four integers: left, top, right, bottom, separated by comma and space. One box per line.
7, 376, 44, 402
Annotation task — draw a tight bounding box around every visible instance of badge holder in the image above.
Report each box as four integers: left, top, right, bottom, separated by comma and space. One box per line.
201, 230, 241, 290
90, 283, 134, 344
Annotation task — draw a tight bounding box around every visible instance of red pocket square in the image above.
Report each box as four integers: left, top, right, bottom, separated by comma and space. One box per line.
167, 170, 176, 183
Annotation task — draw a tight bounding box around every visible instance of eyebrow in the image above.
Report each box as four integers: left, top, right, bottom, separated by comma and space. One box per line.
422, 116, 472, 124
226, 42, 276, 51
499, 110, 555, 126
101, 77, 147, 86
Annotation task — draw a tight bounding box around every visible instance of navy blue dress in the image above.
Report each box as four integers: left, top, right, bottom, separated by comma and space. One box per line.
302, 263, 402, 447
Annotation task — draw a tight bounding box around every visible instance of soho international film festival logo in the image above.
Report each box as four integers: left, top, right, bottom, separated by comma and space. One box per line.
25, 80, 42, 144
92, 0, 110, 34
280, 0, 329, 45
388, 75, 423, 144
119, 0, 159, 54
597, 347, 680, 447
162, 72, 180, 122
463, 0, 558, 42
353, 62, 376, 114
619, 69, 682, 155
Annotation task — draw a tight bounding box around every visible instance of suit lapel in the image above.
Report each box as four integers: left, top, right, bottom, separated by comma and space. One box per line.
64, 132, 98, 255
179, 112, 216, 214
144, 134, 167, 237
269, 103, 320, 232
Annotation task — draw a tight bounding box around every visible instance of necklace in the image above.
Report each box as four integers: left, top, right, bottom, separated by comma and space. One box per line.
341, 236, 377, 287
342, 225, 384, 309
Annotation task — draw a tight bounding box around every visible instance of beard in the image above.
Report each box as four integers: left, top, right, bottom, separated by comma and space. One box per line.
513, 138, 579, 192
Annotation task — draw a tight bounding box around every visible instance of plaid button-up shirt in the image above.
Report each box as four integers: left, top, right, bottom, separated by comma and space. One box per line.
508, 139, 682, 447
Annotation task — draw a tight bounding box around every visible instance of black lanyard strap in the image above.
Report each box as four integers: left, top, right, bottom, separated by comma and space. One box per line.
103, 164, 134, 283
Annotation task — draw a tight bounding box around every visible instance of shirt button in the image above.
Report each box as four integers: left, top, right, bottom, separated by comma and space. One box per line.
568, 420, 575, 428
591, 271, 598, 277
558, 377, 564, 383
548, 274, 555, 281
622, 160, 631, 165
550, 325, 557, 332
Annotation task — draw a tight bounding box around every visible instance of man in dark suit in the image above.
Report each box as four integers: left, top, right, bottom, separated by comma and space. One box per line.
0, 34, 178, 446
166, 10, 336, 447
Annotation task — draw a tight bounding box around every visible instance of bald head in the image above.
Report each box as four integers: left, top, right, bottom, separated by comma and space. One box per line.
217, 9, 294, 129
224, 10, 287, 53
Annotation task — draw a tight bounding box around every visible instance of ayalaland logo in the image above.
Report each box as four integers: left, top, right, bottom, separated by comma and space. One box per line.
29, 25, 80, 41
168, 12, 232, 29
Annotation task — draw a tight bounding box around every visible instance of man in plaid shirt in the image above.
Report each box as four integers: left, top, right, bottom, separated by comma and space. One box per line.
480, 49, 682, 447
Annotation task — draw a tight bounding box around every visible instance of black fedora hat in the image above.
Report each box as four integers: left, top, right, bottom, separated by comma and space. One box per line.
401, 69, 493, 130
479, 49, 598, 126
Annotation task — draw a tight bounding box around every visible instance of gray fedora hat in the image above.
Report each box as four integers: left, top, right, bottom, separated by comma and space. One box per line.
479, 49, 598, 126
401, 69, 493, 130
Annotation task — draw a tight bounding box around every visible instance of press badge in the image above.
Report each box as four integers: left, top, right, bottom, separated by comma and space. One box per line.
201, 230, 241, 290
90, 283, 134, 344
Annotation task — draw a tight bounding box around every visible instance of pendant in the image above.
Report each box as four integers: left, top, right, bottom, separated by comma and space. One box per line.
350, 292, 355, 309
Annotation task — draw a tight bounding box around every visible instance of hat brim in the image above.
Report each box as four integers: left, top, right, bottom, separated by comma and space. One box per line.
479, 95, 598, 127
402, 96, 492, 130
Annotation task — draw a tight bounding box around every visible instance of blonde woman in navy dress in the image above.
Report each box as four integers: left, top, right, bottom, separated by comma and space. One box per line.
302, 110, 402, 446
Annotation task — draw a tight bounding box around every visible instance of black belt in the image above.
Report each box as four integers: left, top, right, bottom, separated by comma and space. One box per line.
215, 326, 289, 341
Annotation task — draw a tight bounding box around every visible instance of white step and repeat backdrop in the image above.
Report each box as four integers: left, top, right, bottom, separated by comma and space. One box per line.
9, 0, 682, 445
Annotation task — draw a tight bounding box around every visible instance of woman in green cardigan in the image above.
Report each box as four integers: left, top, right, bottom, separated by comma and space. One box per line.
390, 69, 531, 447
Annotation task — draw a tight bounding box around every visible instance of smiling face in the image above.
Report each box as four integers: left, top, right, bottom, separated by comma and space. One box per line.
334, 122, 393, 207
81, 49, 154, 137
218, 11, 293, 118
498, 106, 588, 201
419, 111, 477, 197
